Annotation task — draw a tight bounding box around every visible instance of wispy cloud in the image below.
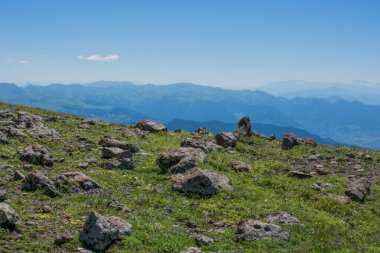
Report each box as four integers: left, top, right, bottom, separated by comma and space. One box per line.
18, 60, 29, 64
77, 54, 120, 62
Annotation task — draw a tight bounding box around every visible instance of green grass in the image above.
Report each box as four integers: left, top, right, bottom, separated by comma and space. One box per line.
0, 102, 379, 252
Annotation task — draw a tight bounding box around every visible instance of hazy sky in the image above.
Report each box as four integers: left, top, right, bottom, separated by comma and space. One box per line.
1, 0, 380, 88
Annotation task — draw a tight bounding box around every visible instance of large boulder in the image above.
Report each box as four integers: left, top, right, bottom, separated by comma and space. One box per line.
215, 132, 237, 148
236, 220, 289, 241
233, 116, 252, 137
0, 203, 20, 228
61, 172, 101, 190
21, 170, 58, 197
180, 137, 222, 153
79, 212, 131, 251
157, 147, 206, 173
20, 144, 53, 166
172, 167, 232, 196
101, 147, 132, 159
99, 138, 139, 153
135, 120, 167, 133
345, 178, 371, 201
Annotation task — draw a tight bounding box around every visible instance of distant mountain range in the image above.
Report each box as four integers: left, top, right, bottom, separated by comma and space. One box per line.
258, 80, 380, 105
0, 81, 379, 149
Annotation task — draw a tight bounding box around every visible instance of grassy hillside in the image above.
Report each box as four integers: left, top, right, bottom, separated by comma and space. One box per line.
0, 102, 379, 253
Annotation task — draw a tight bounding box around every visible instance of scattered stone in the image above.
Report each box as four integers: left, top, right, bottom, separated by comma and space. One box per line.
215, 132, 237, 148
20, 144, 53, 166
157, 147, 207, 173
22, 170, 58, 197
345, 178, 371, 201
0, 131, 9, 144
181, 247, 202, 253
79, 212, 131, 251
61, 172, 101, 190
231, 160, 253, 172
123, 128, 148, 138
99, 138, 139, 153
180, 137, 222, 153
85, 157, 98, 164
78, 162, 89, 169
314, 164, 329, 175
236, 220, 289, 241
318, 193, 350, 204
0, 203, 20, 228
364, 155, 373, 161
102, 158, 135, 170
288, 171, 313, 179
172, 167, 232, 196
101, 147, 132, 159
307, 154, 322, 161
195, 234, 214, 246
28, 126, 61, 140
312, 182, 334, 190
42, 205, 51, 213
135, 120, 167, 133
23, 164, 32, 170
3, 164, 13, 170
0, 189, 6, 202
194, 127, 209, 135
233, 116, 252, 137
54, 232, 74, 246
282, 133, 317, 150
265, 211, 303, 226
13, 170, 26, 181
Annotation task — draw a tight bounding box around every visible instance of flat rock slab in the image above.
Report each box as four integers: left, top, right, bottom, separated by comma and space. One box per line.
135, 120, 167, 133
236, 220, 289, 241
79, 212, 131, 251
172, 167, 232, 196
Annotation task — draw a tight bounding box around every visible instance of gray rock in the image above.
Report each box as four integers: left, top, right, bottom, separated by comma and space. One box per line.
61, 172, 101, 190
0, 130, 9, 144
307, 154, 322, 161
181, 247, 202, 253
195, 234, 214, 246
102, 158, 135, 170
13, 170, 26, 181
123, 128, 148, 138
22, 170, 58, 197
288, 171, 313, 179
135, 120, 167, 133
194, 127, 209, 135
101, 147, 132, 159
215, 132, 237, 148
172, 167, 232, 196
236, 220, 289, 241
0, 189, 6, 202
99, 138, 139, 153
180, 137, 222, 153
157, 147, 206, 173
20, 144, 53, 166
79, 212, 131, 251
265, 211, 303, 226
54, 232, 74, 246
28, 126, 61, 140
0, 203, 20, 228
314, 164, 329, 175
345, 178, 371, 201
231, 160, 253, 172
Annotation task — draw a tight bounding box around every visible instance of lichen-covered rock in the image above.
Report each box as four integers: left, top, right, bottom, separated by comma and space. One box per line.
157, 147, 206, 173
20, 144, 53, 166
231, 160, 253, 172
195, 234, 214, 246
215, 132, 237, 148
22, 170, 58, 197
345, 178, 371, 201
101, 147, 133, 159
61, 172, 101, 190
180, 137, 222, 153
28, 126, 61, 140
265, 211, 303, 226
172, 167, 232, 196
0, 203, 20, 228
79, 212, 131, 251
135, 120, 167, 133
236, 220, 289, 241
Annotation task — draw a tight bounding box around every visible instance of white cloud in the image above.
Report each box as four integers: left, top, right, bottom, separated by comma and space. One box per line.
18, 60, 29, 64
77, 54, 119, 62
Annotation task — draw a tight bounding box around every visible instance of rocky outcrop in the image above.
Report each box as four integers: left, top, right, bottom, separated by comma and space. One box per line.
236, 220, 289, 241
172, 167, 232, 196
180, 137, 222, 153
233, 116, 252, 137
157, 147, 206, 173
135, 120, 167, 133
215, 132, 237, 148
345, 178, 371, 201
20, 144, 53, 166
22, 170, 58, 197
79, 212, 131, 251
0, 203, 20, 228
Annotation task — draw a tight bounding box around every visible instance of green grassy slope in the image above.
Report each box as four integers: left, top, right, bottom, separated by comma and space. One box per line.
0, 102, 379, 253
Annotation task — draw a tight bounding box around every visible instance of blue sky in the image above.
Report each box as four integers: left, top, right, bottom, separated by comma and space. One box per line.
1, 0, 379, 88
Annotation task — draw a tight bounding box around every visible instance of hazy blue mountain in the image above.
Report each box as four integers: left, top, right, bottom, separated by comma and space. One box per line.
258, 80, 380, 105
166, 119, 342, 146
0, 81, 379, 149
